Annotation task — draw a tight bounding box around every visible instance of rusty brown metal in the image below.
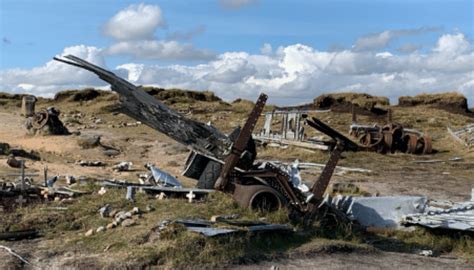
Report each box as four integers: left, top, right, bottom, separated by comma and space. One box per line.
303, 143, 344, 227
351, 116, 433, 155
214, 93, 268, 190
31, 110, 49, 129
406, 134, 418, 154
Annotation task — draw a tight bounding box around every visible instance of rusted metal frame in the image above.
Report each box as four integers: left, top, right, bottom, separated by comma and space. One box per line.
240, 170, 278, 178
263, 163, 305, 211
274, 174, 305, 211
214, 93, 268, 190
305, 117, 359, 151
303, 143, 344, 226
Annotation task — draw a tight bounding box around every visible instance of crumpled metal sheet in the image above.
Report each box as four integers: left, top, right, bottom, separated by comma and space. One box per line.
149, 165, 182, 188
402, 189, 474, 232
323, 195, 428, 229
403, 205, 474, 231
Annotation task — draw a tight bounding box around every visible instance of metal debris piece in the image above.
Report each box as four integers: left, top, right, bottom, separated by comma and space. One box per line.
112, 161, 133, 172
323, 195, 428, 229
253, 110, 331, 151
46, 176, 59, 187
99, 204, 111, 218
76, 160, 105, 167
26, 107, 70, 135
448, 124, 474, 147
145, 163, 182, 187
403, 190, 474, 232
163, 218, 293, 237
126, 186, 136, 201
350, 108, 432, 155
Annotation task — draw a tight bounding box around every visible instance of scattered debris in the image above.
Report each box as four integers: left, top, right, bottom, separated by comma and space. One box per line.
412, 157, 463, 164
99, 204, 111, 218
448, 124, 474, 147
324, 195, 427, 229
403, 189, 474, 232
52, 55, 386, 226
112, 161, 133, 172
21, 95, 37, 117
418, 250, 434, 257
102, 179, 212, 200
145, 163, 182, 187
66, 175, 76, 185
253, 110, 331, 151
157, 218, 293, 237
126, 186, 136, 201
350, 108, 432, 154
76, 160, 105, 167
98, 187, 107, 195
25, 106, 70, 135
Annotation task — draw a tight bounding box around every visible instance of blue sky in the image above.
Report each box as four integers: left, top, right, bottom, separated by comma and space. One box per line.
0, 0, 473, 105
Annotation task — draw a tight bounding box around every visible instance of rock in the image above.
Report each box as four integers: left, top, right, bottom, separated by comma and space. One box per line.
77, 134, 101, 149
121, 219, 136, 227
6, 155, 22, 168
106, 223, 116, 230
114, 211, 126, 218
109, 209, 119, 217
102, 149, 120, 157
85, 229, 94, 237
96, 226, 106, 233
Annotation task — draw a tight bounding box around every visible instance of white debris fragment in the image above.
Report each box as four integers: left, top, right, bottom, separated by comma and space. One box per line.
98, 187, 107, 195
112, 161, 133, 172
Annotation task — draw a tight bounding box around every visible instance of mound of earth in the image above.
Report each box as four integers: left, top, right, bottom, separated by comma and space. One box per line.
54, 88, 113, 102
398, 92, 472, 116
142, 87, 222, 104
313, 93, 390, 116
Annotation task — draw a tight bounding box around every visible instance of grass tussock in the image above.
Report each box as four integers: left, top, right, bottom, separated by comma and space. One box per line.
398, 92, 470, 114
314, 92, 390, 113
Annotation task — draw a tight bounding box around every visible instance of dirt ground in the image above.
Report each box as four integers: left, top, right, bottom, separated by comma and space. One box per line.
0, 97, 473, 269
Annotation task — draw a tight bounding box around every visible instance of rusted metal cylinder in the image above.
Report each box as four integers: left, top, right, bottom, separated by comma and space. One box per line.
21, 95, 37, 117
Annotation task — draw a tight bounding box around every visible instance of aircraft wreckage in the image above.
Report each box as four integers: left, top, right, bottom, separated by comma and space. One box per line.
54, 55, 392, 225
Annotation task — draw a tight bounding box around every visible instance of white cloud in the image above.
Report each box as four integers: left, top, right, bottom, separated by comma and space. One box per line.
260, 43, 272, 55
219, 0, 257, 9
0, 45, 107, 97
102, 4, 213, 61
353, 27, 441, 51
1, 32, 473, 107
103, 4, 164, 40
105, 40, 215, 60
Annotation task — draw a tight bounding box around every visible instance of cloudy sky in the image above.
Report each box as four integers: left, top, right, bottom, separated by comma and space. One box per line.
0, 0, 473, 105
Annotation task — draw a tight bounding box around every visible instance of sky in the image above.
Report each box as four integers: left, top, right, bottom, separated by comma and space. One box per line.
0, 0, 473, 105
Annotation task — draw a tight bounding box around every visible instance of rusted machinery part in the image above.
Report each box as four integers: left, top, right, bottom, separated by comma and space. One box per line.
382, 131, 393, 153
417, 135, 433, 154
31, 110, 49, 129
232, 184, 285, 212
359, 131, 384, 150
402, 134, 419, 154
